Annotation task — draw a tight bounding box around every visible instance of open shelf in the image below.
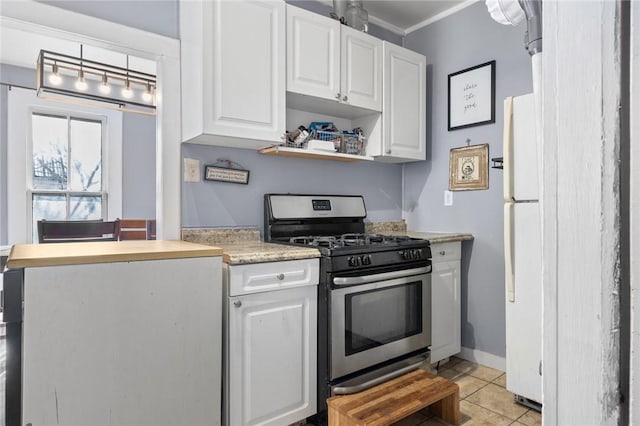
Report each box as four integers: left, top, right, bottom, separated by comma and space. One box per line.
258, 146, 373, 162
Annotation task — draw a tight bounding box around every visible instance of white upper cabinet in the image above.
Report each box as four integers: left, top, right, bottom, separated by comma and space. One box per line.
341, 26, 383, 111
180, 0, 286, 148
372, 41, 426, 162
286, 5, 340, 102
286, 4, 382, 112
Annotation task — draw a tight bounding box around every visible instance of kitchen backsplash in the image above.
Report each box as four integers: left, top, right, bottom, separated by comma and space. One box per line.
181, 227, 260, 246
365, 220, 407, 234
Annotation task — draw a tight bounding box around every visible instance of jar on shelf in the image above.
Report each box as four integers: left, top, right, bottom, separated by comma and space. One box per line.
345, 0, 368, 32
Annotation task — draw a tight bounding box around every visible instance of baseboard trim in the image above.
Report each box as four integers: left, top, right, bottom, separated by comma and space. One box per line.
458, 346, 506, 372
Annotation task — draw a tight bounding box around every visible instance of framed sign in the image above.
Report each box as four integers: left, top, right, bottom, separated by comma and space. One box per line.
204, 165, 250, 184
449, 144, 489, 191
448, 60, 496, 131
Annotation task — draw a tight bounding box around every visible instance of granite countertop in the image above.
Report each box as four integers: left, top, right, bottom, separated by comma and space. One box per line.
6, 240, 223, 269
181, 228, 321, 265
180, 225, 472, 265
406, 231, 474, 244
219, 241, 321, 265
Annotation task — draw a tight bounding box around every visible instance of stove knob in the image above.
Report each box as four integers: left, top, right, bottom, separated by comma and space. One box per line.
361, 255, 372, 265
348, 256, 361, 267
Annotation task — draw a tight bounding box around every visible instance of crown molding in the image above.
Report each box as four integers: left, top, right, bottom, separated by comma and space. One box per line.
404, 0, 479, 35
367, 14, 405, 36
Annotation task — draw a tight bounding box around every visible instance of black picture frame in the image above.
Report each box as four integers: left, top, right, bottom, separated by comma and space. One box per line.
204, 165, 250, 185
447, 60, 496, 131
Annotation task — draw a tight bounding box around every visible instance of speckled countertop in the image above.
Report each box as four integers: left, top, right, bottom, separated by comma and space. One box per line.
181, 228, 320, 265
366, 221, 473, 244
181, 224, 472, 265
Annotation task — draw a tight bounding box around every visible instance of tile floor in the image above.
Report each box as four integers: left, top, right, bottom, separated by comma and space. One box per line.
391, 357, 541, 426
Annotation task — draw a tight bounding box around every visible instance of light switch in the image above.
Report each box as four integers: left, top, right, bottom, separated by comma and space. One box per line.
444, 190, 453, 206
184, 158, 201, 182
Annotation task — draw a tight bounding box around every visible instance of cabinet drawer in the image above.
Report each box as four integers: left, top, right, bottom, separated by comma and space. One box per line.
228, 259, 319, 296
430, 242, 461, 263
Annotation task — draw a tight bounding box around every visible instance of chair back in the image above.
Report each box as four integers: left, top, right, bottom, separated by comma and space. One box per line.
116, 219, 157, 241
38, 220, 117, 243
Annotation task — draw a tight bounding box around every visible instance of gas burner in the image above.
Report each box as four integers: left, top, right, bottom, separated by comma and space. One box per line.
339, 233, 368, 246
290, 235, 341, 248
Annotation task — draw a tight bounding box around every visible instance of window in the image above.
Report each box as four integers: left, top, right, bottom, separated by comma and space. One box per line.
7, 87, 122, 244
30, 113, 106, 242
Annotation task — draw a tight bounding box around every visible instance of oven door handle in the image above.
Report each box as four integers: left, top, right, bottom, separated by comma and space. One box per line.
333, 266, 431, 286
331, 358, 427, 395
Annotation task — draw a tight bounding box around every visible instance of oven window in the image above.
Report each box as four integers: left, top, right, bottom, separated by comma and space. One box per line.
344, 281, 422, 356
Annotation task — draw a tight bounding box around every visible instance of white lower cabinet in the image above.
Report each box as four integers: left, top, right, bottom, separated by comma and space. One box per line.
224, 259, 318, 426
430, 242, 462, 364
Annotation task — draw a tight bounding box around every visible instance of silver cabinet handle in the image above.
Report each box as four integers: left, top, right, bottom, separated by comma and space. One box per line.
276, 273, 285, 281
439, 251, 446, 256
233, 300, 242, 308
335, 93, 341, 99
342, 95, 348, 101
333, 266, 431, 286
386, 149, 391, 154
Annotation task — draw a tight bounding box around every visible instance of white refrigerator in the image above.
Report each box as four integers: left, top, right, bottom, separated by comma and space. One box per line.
503, 93, 542, 407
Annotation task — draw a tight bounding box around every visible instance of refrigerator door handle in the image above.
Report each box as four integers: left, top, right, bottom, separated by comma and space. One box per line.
504, 203, 515, 302
503, 97, 514, 202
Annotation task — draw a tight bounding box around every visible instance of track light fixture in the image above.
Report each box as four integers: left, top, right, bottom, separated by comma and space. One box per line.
36, 48, 157, 115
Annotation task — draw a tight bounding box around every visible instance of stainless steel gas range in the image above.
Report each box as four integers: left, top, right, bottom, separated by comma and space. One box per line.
264, 194, 432, 423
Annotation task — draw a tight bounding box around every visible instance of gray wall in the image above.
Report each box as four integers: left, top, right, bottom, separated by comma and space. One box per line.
36, 0, 179, 39
403, 2, 533, 358
122, 114, 156, 218
182, 144, 403, 233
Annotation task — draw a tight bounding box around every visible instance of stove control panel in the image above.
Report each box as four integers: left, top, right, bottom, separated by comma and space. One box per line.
399, 249, 424, 261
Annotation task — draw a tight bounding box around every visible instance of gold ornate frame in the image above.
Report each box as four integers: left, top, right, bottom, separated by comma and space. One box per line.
449, 144, 489, 191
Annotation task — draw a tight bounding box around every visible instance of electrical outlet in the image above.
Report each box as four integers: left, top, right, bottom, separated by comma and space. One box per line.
444, 190, 453, 206
184, 158, 201, 183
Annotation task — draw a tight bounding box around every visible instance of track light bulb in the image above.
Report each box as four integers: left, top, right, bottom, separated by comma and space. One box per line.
121, 80, 133, 99
75, 70, 88, 91
142, 83, 154, 103
99, 74, 111, 94
49, 64, 62, 85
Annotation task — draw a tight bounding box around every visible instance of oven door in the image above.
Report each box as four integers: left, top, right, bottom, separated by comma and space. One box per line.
330, 266, 431, 380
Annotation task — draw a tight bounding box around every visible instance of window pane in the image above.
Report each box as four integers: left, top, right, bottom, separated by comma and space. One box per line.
70, 118, 102, 192
70, 196, 102, 220
32, 114, 68, 190
32, 194, 66, 242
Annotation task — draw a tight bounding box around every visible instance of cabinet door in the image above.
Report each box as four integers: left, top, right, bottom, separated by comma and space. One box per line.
228, 286, 317, 426
340, 26, 382, 111
430, 259, 461, 363
286, 4, 340, 101
203, 0, 285, 142
382, 42, 426, 161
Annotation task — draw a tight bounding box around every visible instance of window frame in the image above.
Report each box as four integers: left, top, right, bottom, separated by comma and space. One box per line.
7, 87, 122, 244
29, 112, 108, 233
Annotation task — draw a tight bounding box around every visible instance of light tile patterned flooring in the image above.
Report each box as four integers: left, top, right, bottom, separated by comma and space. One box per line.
391, 357, 541, 426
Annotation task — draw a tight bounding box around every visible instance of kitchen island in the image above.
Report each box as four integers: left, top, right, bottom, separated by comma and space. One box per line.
4, 240, 224, 426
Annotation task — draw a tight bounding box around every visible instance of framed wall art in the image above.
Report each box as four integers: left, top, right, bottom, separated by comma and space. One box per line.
449, 144, 489, 191
204, 165, 250, 184
447, 60, 496, 131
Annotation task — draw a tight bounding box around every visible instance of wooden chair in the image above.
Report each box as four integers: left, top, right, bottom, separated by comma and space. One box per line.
116, 219, 157, 241
37, 219, 117, 243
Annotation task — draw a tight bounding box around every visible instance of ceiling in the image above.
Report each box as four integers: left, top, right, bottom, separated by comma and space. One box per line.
319, 0, 474, 35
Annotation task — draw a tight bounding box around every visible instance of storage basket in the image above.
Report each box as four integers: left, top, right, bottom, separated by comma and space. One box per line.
309, 130, 366, 155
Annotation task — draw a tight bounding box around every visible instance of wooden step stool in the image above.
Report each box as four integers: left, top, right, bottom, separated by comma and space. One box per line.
327, 369, 460, 426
